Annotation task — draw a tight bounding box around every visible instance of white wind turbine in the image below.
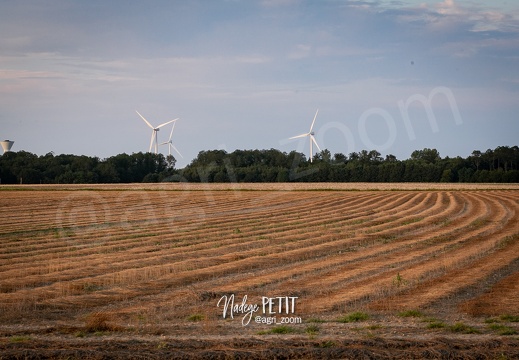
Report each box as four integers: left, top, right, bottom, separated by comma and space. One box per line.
289, 109, 322, 162
160, 121, 183, 158
136, 110, 178, 154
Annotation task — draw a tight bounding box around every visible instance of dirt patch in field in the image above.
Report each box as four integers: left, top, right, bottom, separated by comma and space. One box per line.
460, 270, 519, 317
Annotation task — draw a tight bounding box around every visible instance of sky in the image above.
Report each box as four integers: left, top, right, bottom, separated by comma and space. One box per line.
0, 0, 518, 168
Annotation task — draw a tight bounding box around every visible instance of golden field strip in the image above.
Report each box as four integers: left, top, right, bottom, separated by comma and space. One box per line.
0, 183, 518, 358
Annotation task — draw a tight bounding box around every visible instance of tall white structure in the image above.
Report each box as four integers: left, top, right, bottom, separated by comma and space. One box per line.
136, 111, 178, 154
0, 140, 14, 154
160, 121, 183, 158
289, 109, 322, 162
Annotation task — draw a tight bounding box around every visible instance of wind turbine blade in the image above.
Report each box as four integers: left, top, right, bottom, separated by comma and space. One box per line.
309, 109, 319, 132
172, 144, 183, 158
289, 133, 309, 140
136, 110, 154, 129
157, 118, 178, 129
149, 131, 155, 153
311, 135, 322, 152
168, 121, 176, 141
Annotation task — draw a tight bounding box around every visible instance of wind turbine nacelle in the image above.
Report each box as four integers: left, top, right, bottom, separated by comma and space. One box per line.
1, 140, 14, 154
310, 131, 315, 136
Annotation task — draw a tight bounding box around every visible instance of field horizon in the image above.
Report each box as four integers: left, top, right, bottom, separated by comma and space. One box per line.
1, 183, 518, 358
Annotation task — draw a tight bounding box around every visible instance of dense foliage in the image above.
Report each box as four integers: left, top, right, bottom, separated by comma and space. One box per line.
181, 146, 519, 183
1, 146, 518, 184
0, 152, 176, 184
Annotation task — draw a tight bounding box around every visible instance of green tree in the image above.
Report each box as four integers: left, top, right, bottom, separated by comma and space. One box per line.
333, 153, 347, 164
385, 154, 398, 162
410, 148, 441, 164
470, 150, 482, 170
440, 169, 453, 182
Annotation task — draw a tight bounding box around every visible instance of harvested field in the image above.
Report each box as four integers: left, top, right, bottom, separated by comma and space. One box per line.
0, 183, 518, 359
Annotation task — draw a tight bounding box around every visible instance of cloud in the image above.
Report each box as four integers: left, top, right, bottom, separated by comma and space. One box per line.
396, 0, 519, 34
435, 0, 460, 15
234, 55, 272, 64
288, 44, 312, 60
260, 0, 300, 7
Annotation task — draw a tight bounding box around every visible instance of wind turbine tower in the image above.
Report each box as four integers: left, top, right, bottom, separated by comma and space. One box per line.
0, 140, 14, 155
136, 111, 178, 154
289, 109, 322, 162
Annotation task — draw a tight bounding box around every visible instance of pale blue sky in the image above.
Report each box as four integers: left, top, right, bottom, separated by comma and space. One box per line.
1, 0, 518, 167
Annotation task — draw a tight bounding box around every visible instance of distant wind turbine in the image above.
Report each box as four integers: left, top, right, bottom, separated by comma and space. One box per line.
136, 110, 178, 154
160, 121, 183, 158
289, 109, 321, 162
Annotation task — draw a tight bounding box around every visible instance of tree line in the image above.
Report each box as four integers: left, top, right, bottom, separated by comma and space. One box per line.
0, 146, 518, 184
181, 146, 519, 183
0, 152, 176, 184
